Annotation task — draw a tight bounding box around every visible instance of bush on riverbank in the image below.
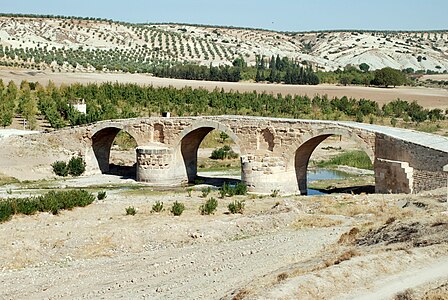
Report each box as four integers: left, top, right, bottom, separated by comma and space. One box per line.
0, 189, 95, 222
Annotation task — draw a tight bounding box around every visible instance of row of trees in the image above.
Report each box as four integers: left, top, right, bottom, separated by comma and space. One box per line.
318, 64, 409, 88
0, 80, 444, 130
254, 55, 320, 85
152, 64, 241, 82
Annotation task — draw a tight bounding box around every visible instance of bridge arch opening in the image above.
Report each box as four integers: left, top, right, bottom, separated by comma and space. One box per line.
179, 124, 242, 186
92, 127, 138, 178
293, 131, 374, 195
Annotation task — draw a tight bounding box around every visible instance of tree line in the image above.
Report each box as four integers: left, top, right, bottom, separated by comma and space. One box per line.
254, 54, 320, 85
152, 64, 241, 82
0, 80, 444, 130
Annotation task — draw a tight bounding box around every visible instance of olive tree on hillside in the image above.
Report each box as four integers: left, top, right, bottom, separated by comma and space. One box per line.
359, 63, 370, 72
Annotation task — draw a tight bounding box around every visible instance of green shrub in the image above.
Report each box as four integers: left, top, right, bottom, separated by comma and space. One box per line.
97, 191, 107, 200
199, 197, 218, 215
0, 190, 95, 222
38, 190, 95, 215
210, 146, 239, 160
234, 182, 247, 195
201, 186, 211, 198
0, 200, 14, 222
151, 201, 164, 213
52, 157, 86, 177
220, 182, 247, 197
170, 201, 185, 216
14, 197, 40, 215
52, 161, 68, 177
125, 206, 136, 215
67, 156, 86, 176
228, 200, 245, 214
220, 182, 233, 198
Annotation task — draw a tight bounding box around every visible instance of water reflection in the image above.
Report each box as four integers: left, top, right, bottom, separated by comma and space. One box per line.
307, 168, 347, 195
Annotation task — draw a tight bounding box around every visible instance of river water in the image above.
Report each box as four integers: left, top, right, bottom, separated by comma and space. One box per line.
307, 168, 348, 195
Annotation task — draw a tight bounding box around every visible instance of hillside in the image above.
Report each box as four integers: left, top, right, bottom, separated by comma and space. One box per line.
0, 15, 447, 73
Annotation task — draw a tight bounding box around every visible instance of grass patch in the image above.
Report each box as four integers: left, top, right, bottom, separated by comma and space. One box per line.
199, 130, 236, 148
197, 156, 240, 173
113, 131, 138, 150
316, 150, 373, 170
0, 173, 19, 186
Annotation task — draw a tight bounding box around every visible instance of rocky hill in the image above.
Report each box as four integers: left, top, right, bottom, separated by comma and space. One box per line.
0, 15, 447, 73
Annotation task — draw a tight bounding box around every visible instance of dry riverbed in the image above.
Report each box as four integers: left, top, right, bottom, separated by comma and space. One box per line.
0, 176, 447, 299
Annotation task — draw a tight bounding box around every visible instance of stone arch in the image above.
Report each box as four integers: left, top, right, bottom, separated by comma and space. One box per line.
153, 123, 165, 143
287, 127, 374, 195
91, 123, 140, 174
258, 128, 275, 152
175, 120, 243, 183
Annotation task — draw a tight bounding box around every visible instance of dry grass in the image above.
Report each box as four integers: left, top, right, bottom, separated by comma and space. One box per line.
77, 236, 117, 259
338, 227, 360, 244
277, 272, 289, 282
231, 288, 250, 300
290, 214, 343, 229
324, 249, 359, 267
424, 291, 448, 300
395, 289, 414, 300
315, 197, 420, 223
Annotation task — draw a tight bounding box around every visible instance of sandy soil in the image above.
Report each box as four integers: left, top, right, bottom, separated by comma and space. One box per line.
421, 74, 448, 81
1, 130, 447, 299
0, 177, 447, 299
1, 68, 447, 109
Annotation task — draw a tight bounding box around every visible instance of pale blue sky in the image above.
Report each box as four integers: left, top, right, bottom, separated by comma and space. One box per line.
1, 0, 447, 31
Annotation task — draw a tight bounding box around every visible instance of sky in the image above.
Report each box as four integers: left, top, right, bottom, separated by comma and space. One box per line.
0, 0, 447, 32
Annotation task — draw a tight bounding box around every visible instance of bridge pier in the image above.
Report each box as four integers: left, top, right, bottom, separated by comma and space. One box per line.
135, 147, 300, 195
241, 155, 299, 195
136, 146, 188, 185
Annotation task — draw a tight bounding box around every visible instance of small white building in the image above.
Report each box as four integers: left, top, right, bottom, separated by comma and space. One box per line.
73, 99, 87, 114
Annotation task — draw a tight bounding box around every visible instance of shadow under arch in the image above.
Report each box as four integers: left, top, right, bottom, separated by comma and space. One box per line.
175, 120, 244, 184
91, 125, 140, 177
289, 127, 374, 195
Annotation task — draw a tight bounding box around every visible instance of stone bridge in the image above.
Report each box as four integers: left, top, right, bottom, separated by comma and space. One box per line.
59, 115, 448, 195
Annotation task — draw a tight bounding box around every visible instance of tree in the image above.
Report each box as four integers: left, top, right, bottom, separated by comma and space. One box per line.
18, 87, 38, 129
232, 57, 246, 68
373, 67, 405, 88
359, 63, 370, 72
0, 93, 15, 127
339, 75, 352, 86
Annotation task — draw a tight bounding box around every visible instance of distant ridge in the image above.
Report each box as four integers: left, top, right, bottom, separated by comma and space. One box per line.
0, 14, 446, 73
